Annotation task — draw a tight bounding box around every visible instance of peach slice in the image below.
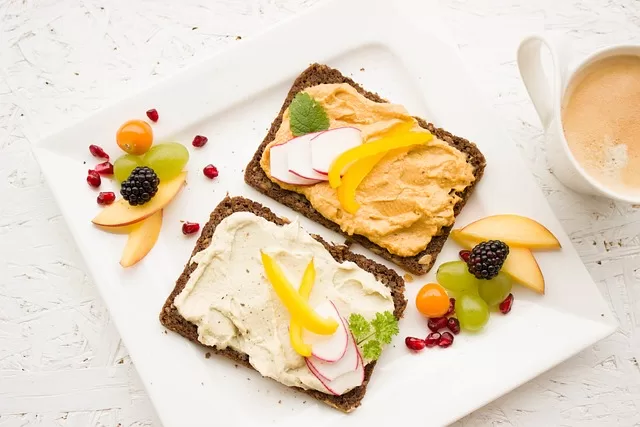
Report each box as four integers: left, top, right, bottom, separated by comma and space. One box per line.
92, 172, 186, 227
457, 214, 560, 250
120, 210, 163, 268
451, 230, 545, 294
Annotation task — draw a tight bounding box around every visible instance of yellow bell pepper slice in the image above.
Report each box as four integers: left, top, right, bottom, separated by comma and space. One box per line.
289, 259, 315, 357
261, 251, 338, 335
337, 152, 387, 214
328, 130, 433, 188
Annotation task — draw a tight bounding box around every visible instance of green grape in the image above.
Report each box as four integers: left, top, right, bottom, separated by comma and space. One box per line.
436, 261, 480, 294
113, 154, 143, 182
143, 142, 189, 180
478, 272, 513, 306
456, 293, 490, 332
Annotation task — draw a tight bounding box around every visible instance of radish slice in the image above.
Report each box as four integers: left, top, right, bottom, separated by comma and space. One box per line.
307, 330, 359, 381
307, 356, 365, 396
310, 127, 362, 175
270, 142, 321, 185
303, 301, 348, 362
287, 132, 328, 181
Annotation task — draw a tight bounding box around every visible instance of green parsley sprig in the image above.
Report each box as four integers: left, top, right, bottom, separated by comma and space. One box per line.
348, 311, 399, 361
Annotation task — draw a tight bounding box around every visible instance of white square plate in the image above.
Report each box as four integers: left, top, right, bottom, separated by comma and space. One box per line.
33, 0, 616, 425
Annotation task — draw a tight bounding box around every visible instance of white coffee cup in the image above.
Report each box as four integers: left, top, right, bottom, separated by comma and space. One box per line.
517, 35, 640, 203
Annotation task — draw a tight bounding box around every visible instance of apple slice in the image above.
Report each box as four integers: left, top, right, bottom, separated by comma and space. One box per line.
310, 127, 362, 175
307, 330, 359, 381
302, 301, 348, 362
451, 230, 545, 294
120, 210, 163, 268
285, 132, 328, 181
307, 352, 365, 396
458, 214, 561, 250
92, 172, 186, 227
270, 142, 321, 185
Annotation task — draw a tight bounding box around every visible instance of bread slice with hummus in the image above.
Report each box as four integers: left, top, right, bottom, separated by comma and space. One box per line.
244, 64, 486, 275
160, 196, 406, 412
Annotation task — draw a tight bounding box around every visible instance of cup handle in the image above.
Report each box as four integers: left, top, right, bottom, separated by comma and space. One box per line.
517, 35, 569, 129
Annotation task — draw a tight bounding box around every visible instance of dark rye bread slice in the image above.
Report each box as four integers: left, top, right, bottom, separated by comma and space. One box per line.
244, 64, 486, 275
160, 196, 406, 412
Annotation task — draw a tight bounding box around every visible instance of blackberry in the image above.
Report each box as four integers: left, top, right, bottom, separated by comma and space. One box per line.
466, 240, 509, 280
120, 166, 160, 206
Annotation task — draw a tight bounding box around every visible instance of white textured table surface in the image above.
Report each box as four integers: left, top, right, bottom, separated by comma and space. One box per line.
1, 0, 640, 426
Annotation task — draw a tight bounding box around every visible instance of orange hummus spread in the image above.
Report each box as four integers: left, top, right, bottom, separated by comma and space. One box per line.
260, 83, 475, 257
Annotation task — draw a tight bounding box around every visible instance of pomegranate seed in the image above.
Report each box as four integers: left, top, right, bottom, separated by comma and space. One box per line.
499, 293, 514, 314
146, 108, 159, 122
425, 332, 441, 348
89, 144, 109, 160
182, 222, 200, 235
427, 316, 448, 332
405, 337, 426, 351
438, 332, 454, 348
97, 191, 116, 205
447, 317, 461, 335
446, 297, 456, 316
203, 164, 219, 179
459, 250, 471, 262
95, 161, 114, 175
192, 135, 208, 147
87, 170, 101, 187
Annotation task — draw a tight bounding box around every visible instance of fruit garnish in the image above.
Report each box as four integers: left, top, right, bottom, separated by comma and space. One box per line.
499, 293, 514, 314
466, 240, 509, 280
121, 166, 160, 206
92, 172, 186, 227
348, 311, 398, 361
260, 251, 338, 335
477, 272, 513, 306
456, 293, 489, 332
143, 143, 189, 180
446, 297, 456, 316
289, 92, 330, 137
455, 214, 561, 250
146, 108, 159, 122
446, 317, 461, 335
203, 164, 219, 179
87, 170, 101, 187
425, 332, 440, 348
114, 154, 144, 182
116, 120, 153, 155
427, 316, 448, 333
459, 250, 471, 262
437, 332, 454, 348
97, 192, 116, 205
120, 210, 163, 268
405, 337, 426, 351
336, 151, 387, 214
182, 222, 200, 235
436, 261, 480, 294
451, 230, 545, 294
328, 129, 432, 188
415, 283, 450, 318
89, 144, 109, 160
95, 161, 114, 175
289, 259, 315, 357
192, 135, 208, 147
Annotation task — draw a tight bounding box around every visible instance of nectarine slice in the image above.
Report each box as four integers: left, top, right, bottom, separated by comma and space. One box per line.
458, 214, 560, 250
120, 210, 163, 268
450, 230, 545, 294
92, 172, 186, 227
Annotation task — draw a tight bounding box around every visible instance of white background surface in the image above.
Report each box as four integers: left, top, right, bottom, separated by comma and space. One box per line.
1, 0, 639, 426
